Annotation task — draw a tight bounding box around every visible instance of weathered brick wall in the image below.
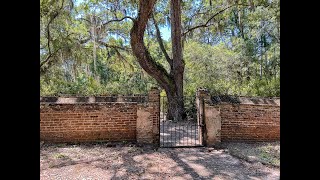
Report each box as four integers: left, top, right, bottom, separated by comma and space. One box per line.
40, 88, 160, 143
40, 103, 138, 142
205, 96, 280, 142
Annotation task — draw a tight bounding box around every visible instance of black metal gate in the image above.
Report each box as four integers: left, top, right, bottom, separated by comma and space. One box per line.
160, 96, 204, 148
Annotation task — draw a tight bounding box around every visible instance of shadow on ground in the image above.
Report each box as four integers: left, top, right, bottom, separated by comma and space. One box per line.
40, 142, 279, 180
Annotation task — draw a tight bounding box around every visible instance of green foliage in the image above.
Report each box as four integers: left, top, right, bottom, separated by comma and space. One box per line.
183, 41, 279, 97
40, 0, 279, 97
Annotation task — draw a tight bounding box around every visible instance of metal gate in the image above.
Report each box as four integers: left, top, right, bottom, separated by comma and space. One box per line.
160, 96, 204, 148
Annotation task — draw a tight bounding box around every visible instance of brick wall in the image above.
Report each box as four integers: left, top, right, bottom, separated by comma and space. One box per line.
40, 89, 160, 143
41, 88, 279, 144
204, 95, 280, 142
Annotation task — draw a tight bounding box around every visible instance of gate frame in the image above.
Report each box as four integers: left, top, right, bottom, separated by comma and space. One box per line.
158, 92, 206, 148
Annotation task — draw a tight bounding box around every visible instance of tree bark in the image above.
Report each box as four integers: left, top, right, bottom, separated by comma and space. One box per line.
130, 0, 172, 91
168, 0, 185, 121
130, 0, 186, 121
91, 15, 98, 81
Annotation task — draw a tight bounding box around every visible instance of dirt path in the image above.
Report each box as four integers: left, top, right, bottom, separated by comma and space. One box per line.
40, 143, 279, 180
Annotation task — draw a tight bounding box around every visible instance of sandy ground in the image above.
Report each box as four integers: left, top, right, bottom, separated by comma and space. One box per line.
218, 141, 280, 167
40, 143, 279, 180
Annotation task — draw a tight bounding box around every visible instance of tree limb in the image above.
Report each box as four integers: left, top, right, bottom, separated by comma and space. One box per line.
130, 0, 173, 91
40, 54, 53, 68
266, 29, 280, 44
182, 3, 249, 36
46, 11, 59, 55
152, 14, 172, 68
102, 16, 134, 27
40, 47, 63, 68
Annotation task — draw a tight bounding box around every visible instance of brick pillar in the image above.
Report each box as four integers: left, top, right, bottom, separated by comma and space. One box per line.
136, 87, 160, 145
148, 87, 160, 145
196, 88, 221, 146
204, 105, 221, 146
196, 88, 210, 146
117, 95, 124, 102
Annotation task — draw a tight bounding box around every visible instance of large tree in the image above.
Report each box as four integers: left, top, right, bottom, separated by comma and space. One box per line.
130, 0, 185, 121
40, 0, 280, 117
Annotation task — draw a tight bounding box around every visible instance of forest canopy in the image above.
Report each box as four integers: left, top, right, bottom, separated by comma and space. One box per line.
40, 0, 280, 97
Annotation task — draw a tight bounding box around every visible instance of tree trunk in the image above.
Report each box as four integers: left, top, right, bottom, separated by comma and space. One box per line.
260, 53, 263, 80
167, 0, 185, 121
259, 35, 263, 80
130, 0, 186, 121
165, 82, 186, 122
91, 15, 98, 81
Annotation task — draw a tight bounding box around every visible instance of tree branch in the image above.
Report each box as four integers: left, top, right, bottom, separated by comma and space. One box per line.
40, 47, 63, 68
102, 16, 134, 27
130, 0, 173, 90
266, 29, 280, 44
182, 4, 249, 36
41, 31, 75, 69
46, 11, 59, 55
40, 54, 53, 68
152, 14, 172, 68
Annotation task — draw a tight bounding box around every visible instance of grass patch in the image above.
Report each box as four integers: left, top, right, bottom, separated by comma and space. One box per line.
53, 153, 69, 159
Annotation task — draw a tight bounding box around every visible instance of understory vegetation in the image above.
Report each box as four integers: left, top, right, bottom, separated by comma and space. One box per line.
40, 0, 279, 97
